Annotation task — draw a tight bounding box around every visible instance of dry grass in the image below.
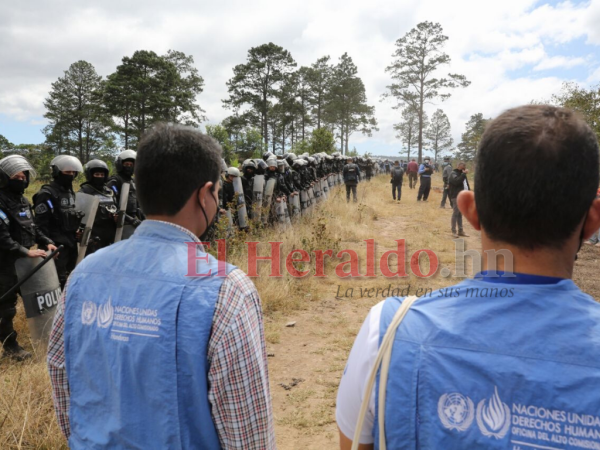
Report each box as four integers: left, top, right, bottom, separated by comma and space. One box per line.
5, 171, 599, 449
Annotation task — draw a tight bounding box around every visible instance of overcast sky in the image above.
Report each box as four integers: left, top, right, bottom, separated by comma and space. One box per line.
1, 0, 599, 157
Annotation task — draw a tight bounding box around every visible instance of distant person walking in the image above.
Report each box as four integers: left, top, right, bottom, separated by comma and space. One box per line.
343, 156, 360, 203
390, 160, 404, 202
417, 157, 433, 201
440, 157, 453, 208
449, 161, 470, 237
407, 159, 418, 189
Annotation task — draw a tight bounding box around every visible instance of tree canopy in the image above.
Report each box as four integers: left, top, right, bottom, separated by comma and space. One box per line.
384, 21, 469, 162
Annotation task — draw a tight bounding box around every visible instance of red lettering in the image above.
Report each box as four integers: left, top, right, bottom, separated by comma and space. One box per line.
379, 239, 408, 277
410, 249, 438, 277
186, 242, 211, 277
335, 249, 360, 278
216, 239, 227, 277
286, 249, 310, 277
364, 239, 376, 277
246, 241, 283, 277
313, 249, 333, 277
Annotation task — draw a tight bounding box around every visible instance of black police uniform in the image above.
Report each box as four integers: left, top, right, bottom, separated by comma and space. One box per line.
0, 189, 54, 349
106, 173, 145, 230
33, 181, 82, 288
343, 163, 361, 202
79, 182, 118, 255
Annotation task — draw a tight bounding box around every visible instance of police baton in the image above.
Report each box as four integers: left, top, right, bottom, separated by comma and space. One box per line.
0, 245, 64, 303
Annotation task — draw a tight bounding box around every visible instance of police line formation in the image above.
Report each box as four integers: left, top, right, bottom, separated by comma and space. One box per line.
0, 149, 384, 360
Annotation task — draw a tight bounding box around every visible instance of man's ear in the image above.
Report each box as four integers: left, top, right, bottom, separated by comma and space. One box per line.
197, 181, 215, 208
582, 198, 600, 240
457, 191, 481, 231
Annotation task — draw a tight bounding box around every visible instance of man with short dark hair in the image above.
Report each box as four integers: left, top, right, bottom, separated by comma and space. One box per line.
337, 105, 600, 449
48, 123, 275, 449
406, 159, 418, 189
449, 161, 470, 238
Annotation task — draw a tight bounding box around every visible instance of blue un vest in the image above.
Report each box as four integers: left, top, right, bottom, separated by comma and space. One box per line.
374, 277, 600, 449
65, 221, 232, 449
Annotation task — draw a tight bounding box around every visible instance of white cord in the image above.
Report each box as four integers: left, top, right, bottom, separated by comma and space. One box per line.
351, 296, 419, 450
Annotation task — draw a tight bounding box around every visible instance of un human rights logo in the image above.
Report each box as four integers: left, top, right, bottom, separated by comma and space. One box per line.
438, 392, 475, 432
81, 301, 97, 326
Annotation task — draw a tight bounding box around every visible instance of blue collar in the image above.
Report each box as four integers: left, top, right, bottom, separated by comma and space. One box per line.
474, 270, 564, 285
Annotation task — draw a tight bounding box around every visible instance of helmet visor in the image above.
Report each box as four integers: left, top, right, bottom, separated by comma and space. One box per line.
0, 155, 37, 180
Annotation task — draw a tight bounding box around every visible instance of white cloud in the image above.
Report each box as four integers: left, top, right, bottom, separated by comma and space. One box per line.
0, 0, 599, 155
534, 55, 587, 71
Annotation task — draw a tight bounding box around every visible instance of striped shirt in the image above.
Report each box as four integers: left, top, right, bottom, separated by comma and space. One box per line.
47, 220, 276, 449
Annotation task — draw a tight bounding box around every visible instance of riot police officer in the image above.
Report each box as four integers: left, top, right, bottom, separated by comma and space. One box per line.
33, 155, 84, 288
79, 160, 118, 255
106, 150, 144, 238
0, 156, 57, 360
241, 159, 256, 213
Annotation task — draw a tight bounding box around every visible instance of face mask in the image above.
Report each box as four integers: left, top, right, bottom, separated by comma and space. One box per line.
198, 187, 218, 242
7, 178, 27, 194
56, 173, 74, 188
91, 176, 106, 189
121, 166, 134, 177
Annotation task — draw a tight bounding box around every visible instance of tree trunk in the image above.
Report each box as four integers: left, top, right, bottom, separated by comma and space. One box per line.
345, 127, 349, 154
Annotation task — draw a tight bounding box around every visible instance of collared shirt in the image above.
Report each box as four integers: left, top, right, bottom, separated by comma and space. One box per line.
47, 220, 276, 449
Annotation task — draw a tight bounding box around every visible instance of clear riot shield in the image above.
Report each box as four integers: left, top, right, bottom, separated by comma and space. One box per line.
307, 188, 315, 213
14, 257, 61, 358
232, 177, 248, 229
262, 178, 276, 226
284, 199, 292, 227
300, 190, 308, 215
290, 194, 301, 219
114, 182, 130, 243
314, 180, 322, 203
275, 199, 287, 228
225, 209, 234, 236
75, 193, 100, 265
321, 179, 329, 200
252, 174, 265, 222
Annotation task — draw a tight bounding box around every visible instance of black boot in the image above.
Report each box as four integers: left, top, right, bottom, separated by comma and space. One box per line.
2, 341, 32, 361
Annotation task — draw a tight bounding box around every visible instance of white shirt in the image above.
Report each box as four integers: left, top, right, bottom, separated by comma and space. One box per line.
336, 301, 384, 444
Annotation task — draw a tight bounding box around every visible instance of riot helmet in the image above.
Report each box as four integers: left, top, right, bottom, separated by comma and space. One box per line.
51, 155, 83, 189
51, 155, 83, 178
276, 159, 285, 173
242, 159, 257, 178
266, 157, 278, 170
85, 159, 109, 188
254, 159, 268, 175
226, 167, 240, 178
114, 149, 137, 176
285, 153, 297, 166
0, 155, 36, 191
263, 151, 275, 161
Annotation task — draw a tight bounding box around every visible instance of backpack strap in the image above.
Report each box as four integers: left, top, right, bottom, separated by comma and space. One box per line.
351, 295, 420, 450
